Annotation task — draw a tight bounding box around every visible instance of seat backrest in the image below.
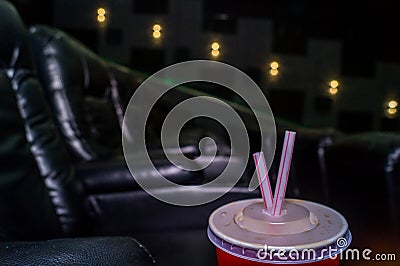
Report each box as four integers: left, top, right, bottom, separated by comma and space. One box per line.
0, 0, 61, 240
0, 0, 86, 239
28, 25, 126, 162
324, 132, 400, 231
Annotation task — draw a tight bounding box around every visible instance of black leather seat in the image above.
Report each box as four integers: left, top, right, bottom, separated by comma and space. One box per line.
27, 24, 246, 193
0, 237, 156, 265
323, 132, 400, 251
27, 24, 135, 162
0, 1, 260, 264
278, 125, 342, 204
0, 1, 155, 264
28, 24, 229, 162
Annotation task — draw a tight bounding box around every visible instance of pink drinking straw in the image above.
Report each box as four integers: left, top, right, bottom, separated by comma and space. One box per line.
272, 130, 296, 216
253, 151, 273, 212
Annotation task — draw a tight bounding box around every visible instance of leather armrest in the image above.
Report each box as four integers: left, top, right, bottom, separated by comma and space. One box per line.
0, 236, 156, 265
76, 156, 204, 194
89, 186, 259, 235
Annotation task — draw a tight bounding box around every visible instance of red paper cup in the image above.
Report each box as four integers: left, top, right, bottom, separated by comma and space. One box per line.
208, 198, 351, 265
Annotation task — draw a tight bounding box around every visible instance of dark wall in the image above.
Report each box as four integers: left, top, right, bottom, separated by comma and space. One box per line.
9, 0, 53, 25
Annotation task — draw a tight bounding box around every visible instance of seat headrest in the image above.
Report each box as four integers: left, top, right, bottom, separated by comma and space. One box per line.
29, 25, 110, 97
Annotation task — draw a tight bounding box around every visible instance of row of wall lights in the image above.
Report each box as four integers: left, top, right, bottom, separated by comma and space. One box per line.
96, 11, 220, 55
269, 60, 340, 97
96, 11, 399, 119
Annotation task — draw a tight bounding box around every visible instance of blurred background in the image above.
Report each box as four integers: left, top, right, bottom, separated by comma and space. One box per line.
10, 0, 400, 133
2, 2, 399, 265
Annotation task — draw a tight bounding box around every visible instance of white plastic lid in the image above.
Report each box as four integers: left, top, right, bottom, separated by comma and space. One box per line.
208, 198, 351, 263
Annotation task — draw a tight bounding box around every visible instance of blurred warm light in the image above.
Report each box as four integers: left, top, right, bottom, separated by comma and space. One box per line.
210, 42, 220, 57
153, 31, 161, 39
388, 108, 397, 115
270, 61, 279, 69
211, 50, 220, 57
329, 87, 338, 95
330, 80, 339, 88
152, 24, 162, 39
270, 69, 279, 76
97, 7, 106, 23
211, 42, 220, 50
153, 24, 161, 31
97, 15, 105, 22
388, 100, 398, 109
97, 8, 106, 15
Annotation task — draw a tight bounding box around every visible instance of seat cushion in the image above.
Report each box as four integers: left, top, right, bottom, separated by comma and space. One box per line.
88, 187, 259, 266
